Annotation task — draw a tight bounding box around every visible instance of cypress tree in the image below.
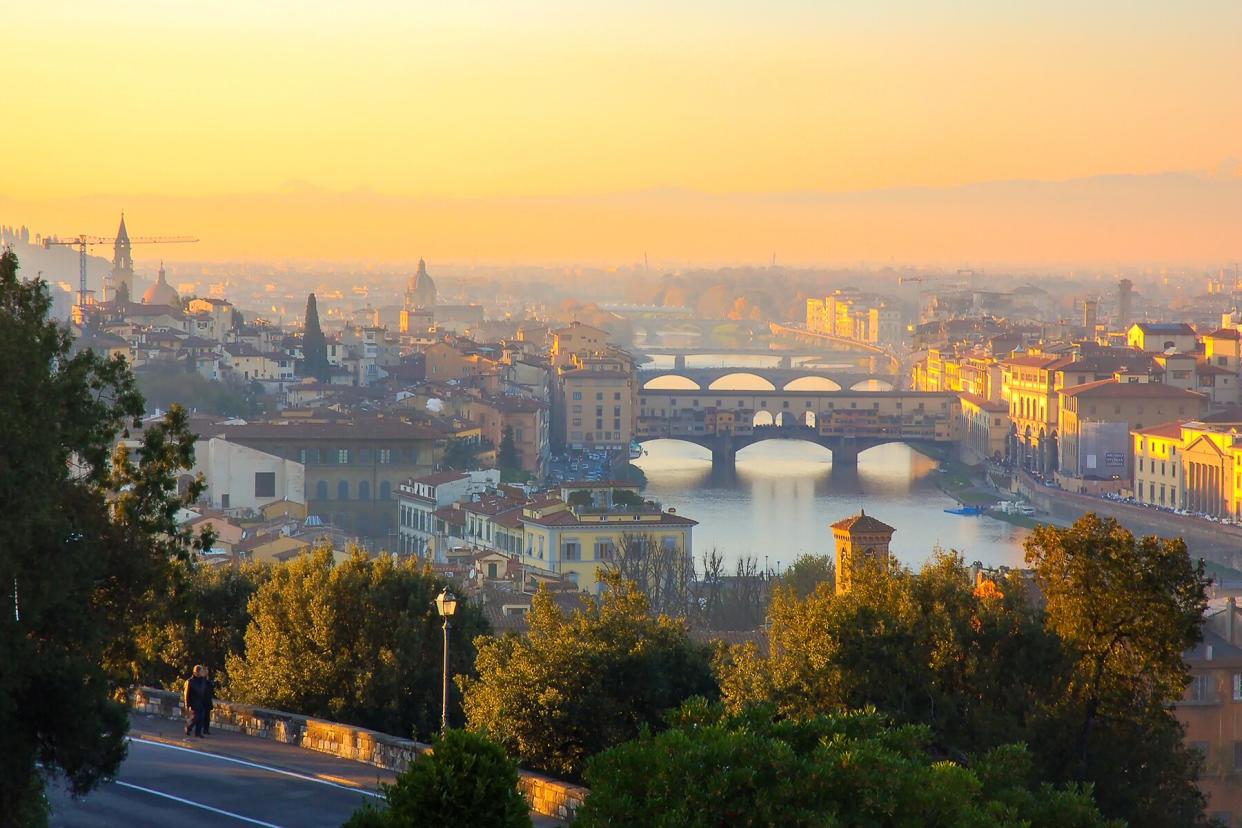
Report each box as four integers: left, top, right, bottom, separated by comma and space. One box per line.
303, 293, 329, 382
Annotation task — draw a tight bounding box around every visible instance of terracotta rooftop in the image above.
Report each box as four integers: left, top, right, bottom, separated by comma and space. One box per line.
1059, 379, 1206, 400
1206, 328, 1241, 340
1133, 422, 1184, 438
830, 509, 895, 534
957, 392, 1008, 412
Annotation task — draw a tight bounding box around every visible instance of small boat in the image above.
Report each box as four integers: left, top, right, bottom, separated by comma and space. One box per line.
629, 439, 644, 460
944, 505, 986, 516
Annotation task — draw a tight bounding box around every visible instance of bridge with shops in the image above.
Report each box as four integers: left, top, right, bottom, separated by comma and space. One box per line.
636, 368, 960, 469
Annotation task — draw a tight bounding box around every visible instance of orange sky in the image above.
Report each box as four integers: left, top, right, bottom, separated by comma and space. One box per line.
3, 2, 1241, 265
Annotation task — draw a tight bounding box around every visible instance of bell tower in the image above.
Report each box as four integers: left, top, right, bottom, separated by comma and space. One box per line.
109, 213, 135, 300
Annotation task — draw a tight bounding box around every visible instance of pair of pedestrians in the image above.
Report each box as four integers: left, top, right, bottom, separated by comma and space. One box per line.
183, 664, 215, 738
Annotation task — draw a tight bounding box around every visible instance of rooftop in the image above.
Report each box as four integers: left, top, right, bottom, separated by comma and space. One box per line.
830, 509, 895, 534
1059, 379, 1206, 400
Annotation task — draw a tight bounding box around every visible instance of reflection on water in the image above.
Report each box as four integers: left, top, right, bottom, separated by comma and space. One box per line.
634, 439, 1030, 573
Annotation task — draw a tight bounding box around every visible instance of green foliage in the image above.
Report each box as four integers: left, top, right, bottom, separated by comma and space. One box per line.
781, 552, 835, 597
566, 489, 594, 509
226, 547, 489, 739
135, 363, 260, 417
575, 702, 1121, 828
719, 551, 1064, 759
459, 573, 718, 779
1025, 514, 1212, 826
611, 488, 644, 509
302, 293, 329, 382
0, 250, 206, 824
135, 562, 270, 696
343, 729, 531, 828
497, 425, 521, 472
441, 437, 481, 471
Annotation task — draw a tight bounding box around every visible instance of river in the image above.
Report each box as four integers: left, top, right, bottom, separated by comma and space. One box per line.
633, 439, 1031, 574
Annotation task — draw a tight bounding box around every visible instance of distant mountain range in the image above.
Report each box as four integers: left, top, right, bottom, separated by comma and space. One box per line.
4, 167, 1241, 266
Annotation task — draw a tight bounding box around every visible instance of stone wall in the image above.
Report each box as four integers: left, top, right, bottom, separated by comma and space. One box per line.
129, 687, 588, 821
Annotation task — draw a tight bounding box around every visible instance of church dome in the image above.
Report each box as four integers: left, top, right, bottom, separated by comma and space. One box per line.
405, 258, 436, 309
142, 263, 180, 306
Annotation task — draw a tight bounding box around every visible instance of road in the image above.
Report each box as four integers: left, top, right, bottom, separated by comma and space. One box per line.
48, 714, 562, 827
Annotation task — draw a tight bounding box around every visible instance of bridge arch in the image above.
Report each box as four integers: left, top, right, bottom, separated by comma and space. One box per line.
850, 378, 895, 391
707, 372, 777, 391
782, 375, 843, 392
642, 374, 702, 391
752, 410, 775, 427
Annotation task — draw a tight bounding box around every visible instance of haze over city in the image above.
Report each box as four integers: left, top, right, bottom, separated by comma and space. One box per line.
5, 1, 1242, 265
10, 3, 1242, 828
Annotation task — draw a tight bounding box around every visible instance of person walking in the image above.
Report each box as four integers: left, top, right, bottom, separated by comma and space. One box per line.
202, 666, 215, 736
183, 665, 208, 738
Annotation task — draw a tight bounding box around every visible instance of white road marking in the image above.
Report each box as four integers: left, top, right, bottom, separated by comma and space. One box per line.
113, 781, 286, 827
127, 737, 385, 799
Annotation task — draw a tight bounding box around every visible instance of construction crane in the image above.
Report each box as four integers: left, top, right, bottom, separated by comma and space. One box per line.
43, 229, 197, 312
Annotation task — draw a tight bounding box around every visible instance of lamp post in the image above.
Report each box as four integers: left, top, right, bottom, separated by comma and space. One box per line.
433, 587, 459, 733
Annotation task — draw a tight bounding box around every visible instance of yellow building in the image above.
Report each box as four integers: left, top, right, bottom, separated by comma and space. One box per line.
1132, 418, 1242, 518
1002, 353, 1072, 473
550, 321, 611, 370
1057, 378, 1207, 484
1127, 322, 1197, 353
517, 498, 696, 593
831, 510, 895, 595
1132, 423, 1185, 509
958, 392, 1010, 464
560, 355, 635, 451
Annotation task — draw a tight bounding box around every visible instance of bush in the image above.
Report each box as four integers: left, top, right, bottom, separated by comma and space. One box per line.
343, 729, 531, 828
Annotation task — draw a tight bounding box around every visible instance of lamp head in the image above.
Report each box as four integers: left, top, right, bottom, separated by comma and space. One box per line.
434, 587, 459, 618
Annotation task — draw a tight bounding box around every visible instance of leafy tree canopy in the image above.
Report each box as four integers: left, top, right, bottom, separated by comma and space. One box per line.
781, 552, 835, 597
459, 573, 718, 779
0, 250, 206, 826
226, 546, 488, 739
576, 701, 1121, 828
343, 729, 531, 828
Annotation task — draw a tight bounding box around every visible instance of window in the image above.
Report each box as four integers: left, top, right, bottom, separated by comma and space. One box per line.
337, 480, 350, 501
378, 449, 391, 464
564, 541, 580, 561
316, 480, 328, 500
596, 406, 604, 416
338, 448, 350, 464
614, 392, 621, 400
358, 480, 370, 501
487, 562, 498, 579
595, 540, 615, 561
254, 472, 276, 498
1188, 673, 1214, 702
596, 392, 603, 400
572, 391, 582, 400
298, 448, 309, 464
1233, 673, 1242, 701
220, 494, 230, 509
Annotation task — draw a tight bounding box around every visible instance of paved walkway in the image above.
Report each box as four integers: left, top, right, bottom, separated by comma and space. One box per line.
48, 713, 563, 826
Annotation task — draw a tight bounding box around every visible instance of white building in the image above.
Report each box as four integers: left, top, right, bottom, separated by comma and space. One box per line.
194, 437, 305, 515
397, 469, 499, 558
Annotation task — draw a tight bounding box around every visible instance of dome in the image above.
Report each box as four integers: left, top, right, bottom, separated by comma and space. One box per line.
405, 258, 436, 309
142, 263, 180, 306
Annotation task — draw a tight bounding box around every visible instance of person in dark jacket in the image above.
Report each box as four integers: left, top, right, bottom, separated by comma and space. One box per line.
183, 665, 208, 738
202, 666, 215, 736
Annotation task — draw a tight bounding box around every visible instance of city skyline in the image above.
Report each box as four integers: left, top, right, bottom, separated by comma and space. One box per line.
5, 1, 1242, 264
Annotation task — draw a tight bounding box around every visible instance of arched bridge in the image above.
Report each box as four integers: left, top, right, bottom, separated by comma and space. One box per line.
636, 388, 960, 470
640, 367, 898, 393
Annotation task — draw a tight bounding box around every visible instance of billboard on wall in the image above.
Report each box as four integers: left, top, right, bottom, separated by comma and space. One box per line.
1079, 421, 1132, 478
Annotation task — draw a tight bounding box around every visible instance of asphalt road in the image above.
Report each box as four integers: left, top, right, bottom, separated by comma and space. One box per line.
48, 714, 562, 827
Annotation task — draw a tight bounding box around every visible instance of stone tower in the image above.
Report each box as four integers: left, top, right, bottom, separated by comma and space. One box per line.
830, 509, 895, 595
106, 213, 135, 301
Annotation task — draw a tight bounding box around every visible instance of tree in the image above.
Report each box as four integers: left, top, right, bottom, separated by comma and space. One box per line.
608, 532, 694, 617
691, 550, 769, 631
441, 437, 481, 471
135, 562, 269, 697
226, 547, 489, 739
611, 488, 644, 510
302, 293, 329, 382
718, 552, 1066, 760
459, 574, 718, 779
497, 426, 520, 472
0, 250, 207, 826
575, 701, 1120, 828
1025, 514, 1211, 826
782, 553, 834, 597
343, 729, 531, 828
566, 490, 595, 509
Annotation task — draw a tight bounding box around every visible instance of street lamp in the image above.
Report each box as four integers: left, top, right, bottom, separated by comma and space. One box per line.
434, 587, 459, 733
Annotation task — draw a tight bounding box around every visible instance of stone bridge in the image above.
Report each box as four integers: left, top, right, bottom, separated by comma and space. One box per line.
640, 366, 898, 392
636, 388, 960, 470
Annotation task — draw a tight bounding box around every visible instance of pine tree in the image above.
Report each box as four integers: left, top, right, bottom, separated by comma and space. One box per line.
302, 293, 329, 382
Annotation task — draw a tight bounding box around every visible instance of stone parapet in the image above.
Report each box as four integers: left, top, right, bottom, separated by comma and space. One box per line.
129, 686, 587, 820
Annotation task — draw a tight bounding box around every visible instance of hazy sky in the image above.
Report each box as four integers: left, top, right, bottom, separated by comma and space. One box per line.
4, 1, 1241, 264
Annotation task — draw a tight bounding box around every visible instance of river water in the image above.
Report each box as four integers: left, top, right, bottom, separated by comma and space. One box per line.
633, 439, 1031, 574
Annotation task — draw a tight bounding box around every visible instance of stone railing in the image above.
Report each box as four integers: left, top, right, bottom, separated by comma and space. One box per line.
129, 687, 587, 821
